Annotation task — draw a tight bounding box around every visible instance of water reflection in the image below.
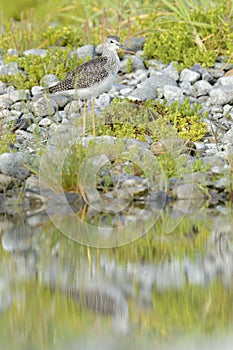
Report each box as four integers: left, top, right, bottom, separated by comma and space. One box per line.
0, 200, 232, 349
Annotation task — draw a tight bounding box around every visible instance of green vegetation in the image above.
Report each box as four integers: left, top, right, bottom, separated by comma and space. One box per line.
144, 0, 233, 69
43, 98, 206, 193
0, 21, 84, 54
94, 98, 207, 142
0, 120, 16, 154
3, 47, 84, 89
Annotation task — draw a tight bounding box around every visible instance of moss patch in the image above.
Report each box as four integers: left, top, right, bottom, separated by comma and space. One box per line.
144, 3, 233, 69
90, 98, 207, 142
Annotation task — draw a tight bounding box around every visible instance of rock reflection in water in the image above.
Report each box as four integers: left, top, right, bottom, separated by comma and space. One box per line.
41, 258, 129, 335
0, 198, 233, 342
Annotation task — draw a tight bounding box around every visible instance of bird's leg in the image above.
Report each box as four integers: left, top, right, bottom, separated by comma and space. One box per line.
91, 98, 96, 137
82, 99, 87, 137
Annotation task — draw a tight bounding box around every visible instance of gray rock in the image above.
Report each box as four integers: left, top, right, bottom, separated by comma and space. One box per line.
120, 55, 145, 73
163, 85, 182, 101
95, 93, 111, 108
163, 62, 179, 81
131, 69, 148, 84
39, 117, 52, 127
8, 89, 30, 103
27, 123, 47, 139
215, 176, 229, 190
210, 105, 223, 114
64, 100, 82, 113
15, 129, 34, 143
120, 86, 134, 96
4, 113, 21, 127
0, 97, 12, 109
197, 96, 209, 104
127, 86, 157, 100
0, 109, 10, 120
215, 75, 233, 87
31, 96, 57, 117
23, 48, 47, 58
11, 101, 30, 113
173, 183, 205, 199
0, 152, 30, 180
193, 80, 212, 96
0, 81, 7, 94
0, 62, 21, 75
214, 61, 232, 70
180, 68, 200, 83
209, 86, 233, 105
95, 43, 104, 55
31, 86, 44, 96
53, 112, 63, 123
208, 68, 224, 79
0, 173, 21, 191
190, 64, 214, 82
7, 48, 18, 56
71, 44, 95, 60
40, 74, 59, 87
14, 114, 33, 131
223, 104, 233, 116
123, 37, 145, 51
51, 94, 69, 108
140, 72, 177, 91
222, 127, 233, 144
180, 81, 193, 96
147, 59, 166, 70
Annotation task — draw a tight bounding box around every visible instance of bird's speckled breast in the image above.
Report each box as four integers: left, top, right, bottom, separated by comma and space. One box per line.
75, 74, 115, 99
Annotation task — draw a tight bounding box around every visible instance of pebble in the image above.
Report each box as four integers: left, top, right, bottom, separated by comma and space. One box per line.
23, 48, 47, 58
180, 68, 200, 83
120, 55, 145, 72
128, 86, 157, 100
40, 74, 59, 87
193, 80, 212, 97
39, 117, 52, 127
163, 61, 179, 81
0, 152, 30, 180
7, 48, 18, 56
64, 99, 82, 113
71, 44, 95, 60
173, 183, 206, 199
140, 73, 177, 90
0, 61, 21, 75
209, 86, 233, 105
8, 89, 30, 103
123, 37, 145, 51
31, 96, 57, 117
163, 85, 182, 101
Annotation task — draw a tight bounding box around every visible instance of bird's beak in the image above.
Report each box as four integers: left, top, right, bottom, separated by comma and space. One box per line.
119, 44, 135, 54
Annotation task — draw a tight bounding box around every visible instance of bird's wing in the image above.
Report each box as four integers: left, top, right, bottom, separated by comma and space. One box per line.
68, 56, 109, 88
49, 56, 109, 93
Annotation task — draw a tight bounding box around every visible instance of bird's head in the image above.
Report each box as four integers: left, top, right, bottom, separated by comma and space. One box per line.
105, 35, 135, 53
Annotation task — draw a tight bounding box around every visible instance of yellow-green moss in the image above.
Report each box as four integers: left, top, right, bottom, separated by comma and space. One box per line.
144, 4, 233, 69
2, 47, 84, 89
0, 123, 16, 154
90, 98, 207, 142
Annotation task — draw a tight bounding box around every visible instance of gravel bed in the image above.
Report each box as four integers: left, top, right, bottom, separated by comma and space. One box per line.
0, 37, 232, 210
